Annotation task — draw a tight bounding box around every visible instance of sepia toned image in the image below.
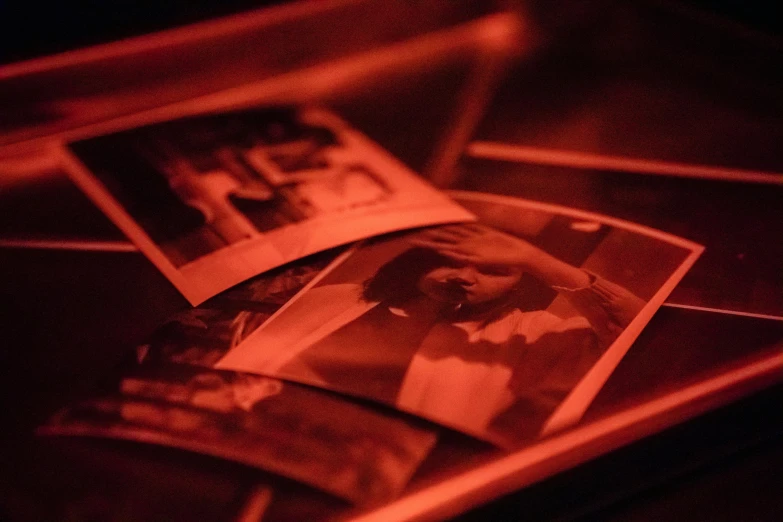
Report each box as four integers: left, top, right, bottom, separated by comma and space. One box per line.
217, 192, 703, 448
39, 364, 438, 506
61, 106, 473, 304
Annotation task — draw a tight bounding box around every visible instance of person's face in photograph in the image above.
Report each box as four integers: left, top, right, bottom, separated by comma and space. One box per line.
417, 261, 523, 306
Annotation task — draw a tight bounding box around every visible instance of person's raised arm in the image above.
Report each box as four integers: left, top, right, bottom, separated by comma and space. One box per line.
411, 224, 645, 342
410, 224, 588, 287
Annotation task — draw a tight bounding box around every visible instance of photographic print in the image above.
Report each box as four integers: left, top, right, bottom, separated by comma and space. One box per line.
39, 364, 438, 506
217, 192, 703, 448
138, 250, 340, 368
60, 107, 474, 304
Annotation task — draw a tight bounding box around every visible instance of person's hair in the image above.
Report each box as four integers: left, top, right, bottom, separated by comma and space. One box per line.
362, 247, 454, 307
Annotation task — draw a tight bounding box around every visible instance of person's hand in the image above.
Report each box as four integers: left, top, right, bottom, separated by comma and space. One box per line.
409, 224, 542, 268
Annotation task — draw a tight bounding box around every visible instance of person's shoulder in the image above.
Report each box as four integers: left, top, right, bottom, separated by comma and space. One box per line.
508, 309, 591, 343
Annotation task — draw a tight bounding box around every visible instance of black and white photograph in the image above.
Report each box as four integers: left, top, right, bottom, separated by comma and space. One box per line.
138, 250, 339, 368
38, 364, 438, 506
60, 106, 473, 304
217, 192, 703, 448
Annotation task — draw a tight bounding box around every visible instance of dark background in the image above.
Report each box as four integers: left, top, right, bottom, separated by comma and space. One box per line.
1, 1, 781, 65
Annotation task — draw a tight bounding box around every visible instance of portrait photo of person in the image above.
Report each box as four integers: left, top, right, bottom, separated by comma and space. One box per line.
216, 193, 702, 448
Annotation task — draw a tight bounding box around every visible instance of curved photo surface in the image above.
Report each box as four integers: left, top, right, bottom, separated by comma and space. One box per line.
217, 192, 703, 447
62, 106, 473, 304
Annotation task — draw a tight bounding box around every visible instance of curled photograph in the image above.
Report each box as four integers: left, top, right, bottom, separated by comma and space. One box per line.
217, 192, 703, 448
61, 106, 473, 304
38, 364, 438, 506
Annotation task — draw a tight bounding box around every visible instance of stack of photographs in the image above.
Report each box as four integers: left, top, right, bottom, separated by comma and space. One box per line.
37, 105, 781, 521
